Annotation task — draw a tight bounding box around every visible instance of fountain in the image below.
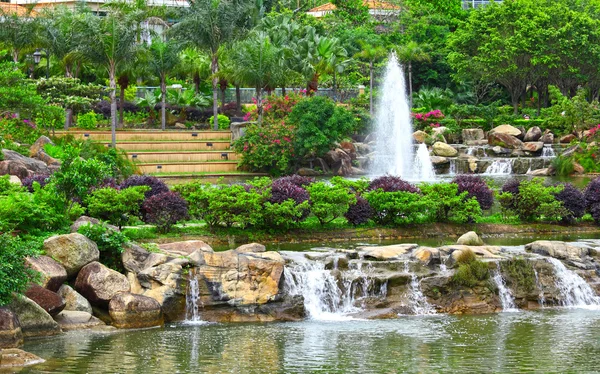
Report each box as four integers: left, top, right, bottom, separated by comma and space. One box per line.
547, 258, 600, 307
371, 53, 435, 180
492, 264, 518, 312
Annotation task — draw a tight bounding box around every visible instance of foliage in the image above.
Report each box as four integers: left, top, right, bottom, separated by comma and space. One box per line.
498, 178, 566, 222
0, 234, 41, 306
412, 88, 453, 113
209, 114, 231, 129
553, 183, 586, 223
289, 96, 355, 158
420, 182, 482, 223
243, 93, 304, 122
500, 258, 536, 293
452, 174, 494, 210
76, 111, 98, 130
551, 155, 575, 177
584, 177, 600, 224
344, 195, 373, 226
21, 174, 51, 193
548, 86, 600, 134
120, 175, 170, 199
142, 192, 189, 233
364, 190, 430, 226
452, 252, 490, 288
367, 176, 420, 193
78, 223, 129, 271
273, 174, 315, 188
85, 186, 149, 229
330, 176, 370, 195
36, 77, 104, 114
306, 182, 356, 225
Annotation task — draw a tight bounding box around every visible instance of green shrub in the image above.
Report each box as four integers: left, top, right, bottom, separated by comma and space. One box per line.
330, 176, 370, 195
260, 199, 310, 230
498, 178, 566, 222
0, 234, 42, 306
76, 111, 98, 130
364, 190, 431, 225
209, 114, 231, 130
420, 182, 482, 223
306, 182, 356, 225
451, 249, 490, 288
500, 258, 536, 293
78, 223, 129, 271
552, 155, 575, 176
85, 186, 149, 229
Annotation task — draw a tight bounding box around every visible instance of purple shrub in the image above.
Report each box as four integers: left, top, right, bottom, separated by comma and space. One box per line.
554, 183, 586, 221
269, 179, 310, 205
120, 175, 169, 199
584, 177, 600, 223
452, 174, 494, 210
344, 196, 373, 225
367, 176, 420, 193
501, 178, 522, 195
274, 175, 315, 188
22, 174, 50, 192
142, 192, 189, 233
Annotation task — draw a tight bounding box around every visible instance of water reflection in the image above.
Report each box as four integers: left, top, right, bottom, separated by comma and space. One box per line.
21, 310, 600, 373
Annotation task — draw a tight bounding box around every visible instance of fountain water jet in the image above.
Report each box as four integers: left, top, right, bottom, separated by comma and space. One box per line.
371, 53, 435, 180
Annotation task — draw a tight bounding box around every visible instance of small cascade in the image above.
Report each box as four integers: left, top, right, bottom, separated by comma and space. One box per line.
448, 159, 457, 175
185, 268, 205, 323
484, 159, 512, 175
413, 143, 436, 181
533, 268, 546, 307
542, 144, 556, 158
404, 262, 435, 315
283, 256, 386, 320
493, 264, 518, 312
547, 258, 600, 307
466, 147, 474, 156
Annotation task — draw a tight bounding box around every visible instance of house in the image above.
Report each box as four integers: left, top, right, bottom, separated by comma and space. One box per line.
8, 0, 188, 13
0, 2, 38, 16
307, 0, 401, 19
462, 0, 502, 9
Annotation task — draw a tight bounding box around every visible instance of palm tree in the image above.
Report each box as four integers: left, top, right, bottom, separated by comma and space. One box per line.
147, 39, 181, 130
170, 0, 250, 130
354, 42, 387, 115
178, 47, 211, 94
39, 6, 84, 78
395, 41, 430, 104
0, 8, 39, 63
294, 27, 341, 95
75, 9, 139, 147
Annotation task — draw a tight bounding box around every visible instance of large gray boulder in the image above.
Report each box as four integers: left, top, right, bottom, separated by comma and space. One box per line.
432, 142, 457, 157
462, 128, 485, 142
57, 285, 93, 314
25, 256, 67, 292
54, 311, 104, 331
9, 295, 61, 337
109, 293, 163, 329
24, 284, 65, 316
0, 349, 45, 368
70, 216, 118, 233
525, 241, 589, 261
74, 262, 130, 307
2, 150, 51, 174
457, 231, 484, 246
43, 233, 99, 277
0, 307, 23, 348
522, 141, 544, 153
523, 126, 542, 142
488, 132, 523, 149
489, 124, 522, 137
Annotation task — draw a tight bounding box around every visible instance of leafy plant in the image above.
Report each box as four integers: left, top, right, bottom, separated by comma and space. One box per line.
452, 174, 494, 210
498, 178, 566, 222
451, 249, 489, 288
554, 183, 586, 223
367, 176, 421, 193
85, 186, 149, 229
78, 223, 129, 271
420, 182, 482, 223
209, 114, 231, 129
120, 175, 170, 199
344, 195, 373, 225
76, 111, 98, 130
142, 192, 189, 233
0, 234, 41, 306
306, 182, 356, 225
364, 190, 430, 226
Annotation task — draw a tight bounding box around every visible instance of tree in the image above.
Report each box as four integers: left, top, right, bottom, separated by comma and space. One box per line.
0, 8, 39, 63
75, 9, 139, 147
148, 39, 181, 130
395, 41, 430, 103
39, 6, 85, 78
178, 47, 211, 94
354, 41, 387, 115
171, 0, 249, 130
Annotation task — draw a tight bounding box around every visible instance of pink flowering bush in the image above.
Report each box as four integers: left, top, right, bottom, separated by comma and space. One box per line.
413, 109, 445, 131
243, 92, 304, 122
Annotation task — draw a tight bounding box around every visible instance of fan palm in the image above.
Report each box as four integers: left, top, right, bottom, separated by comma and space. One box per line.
148, 39, 181, 130
354, 41, 387, 115
395, 41, 430, 104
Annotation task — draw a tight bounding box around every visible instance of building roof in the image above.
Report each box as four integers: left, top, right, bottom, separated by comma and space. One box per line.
308, 0, 400, 13
0, 2, 37, 16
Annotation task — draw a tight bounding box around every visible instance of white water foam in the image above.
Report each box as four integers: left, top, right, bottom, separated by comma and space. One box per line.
184, 269, 209, 325
547, 258, 600, 308
493, 264, 518, 312
404, 262, 436, 315
484, 160, 512, 175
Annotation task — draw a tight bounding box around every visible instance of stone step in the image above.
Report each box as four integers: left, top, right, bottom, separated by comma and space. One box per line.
110, 141, 232, 151
137, 161, 238, 174
55, 130, 232, 142
127, 151, 239, 163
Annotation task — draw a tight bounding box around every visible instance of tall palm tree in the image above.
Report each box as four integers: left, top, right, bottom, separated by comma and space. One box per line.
39, 6, 85, 78
75, 9, 139, 147
148, 39, 181, 130
178, 47, 211, 94
395, 41, 430, 104
354, 42, 387, 115
170, 0, 249, 130
0, 8, 39, 63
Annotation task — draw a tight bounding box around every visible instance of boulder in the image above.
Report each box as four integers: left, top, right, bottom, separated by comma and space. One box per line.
323, 148, 353, 176
43, 233, 100, 277
525, 241, 588, 261
430, 156, 449, 165
412, 247, 440, 265
2, 150, 50, 174
25, 256, 67, 292
158, 240, 213, 257
560, 134, 577, 144
174, 122, 187, 129
74, 262, 130, 307
0, 160, 33, 179
108, 293, 164, 329
457, 231, 484, 246
561, 144, 581, 158
353, 142, 372, 155
573, 162, 585, 174
29, 136, 53, 158
432, 142, 458, 157
462, 129, 485, 142
487, 132, 523, 149
412, 130, 429, 144
431, 127, 448, 142
540, 131, 554, 144
489, 124, 522, 137
358, 244, 418, 260
122, 243, 152, 273
24, 284, 65, 316
522, 142, 544, 153
0, 307, 23, 348
490, 146, 511, 155
9, 295, 61, 337
0, 349, 45, 368
9, 175, 21, 185
70, 215, 119, 233
297, 168, 320, 176
527, 168, 551, 176
235, 243, 266, 253
142, 285, 185, 321
523, 126, 542, 142
54, 311, 104, 331
57, 285, 93, 314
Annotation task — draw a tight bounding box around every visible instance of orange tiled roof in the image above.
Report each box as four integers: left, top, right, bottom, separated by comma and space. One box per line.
308, 0, 400, 13
0, 2, 38, 16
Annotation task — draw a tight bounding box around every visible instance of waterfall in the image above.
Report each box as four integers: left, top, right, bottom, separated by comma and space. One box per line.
533, 268, 546, 307
466, 147, 474, 156
542, 144, 556, 158
414, 143, 436, 181
371, 53, 434, 180
404, 262, 435, 315
493, 264, 518, 312
185, 268, 206, 324
283, 258, 386, 321
448, 159, 457, 175
484, 160, 512, 175
547, 258, 600, 307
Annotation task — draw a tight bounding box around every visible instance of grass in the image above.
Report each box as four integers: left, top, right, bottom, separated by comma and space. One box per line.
500, 258, 536, 292
452, 249, 490, 288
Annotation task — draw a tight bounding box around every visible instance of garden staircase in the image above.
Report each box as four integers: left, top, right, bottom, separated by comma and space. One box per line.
55, 130, 242, 175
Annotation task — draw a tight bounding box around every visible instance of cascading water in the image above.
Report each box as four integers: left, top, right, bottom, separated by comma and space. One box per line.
492, 264, 518, 312
371, 53, 435, 180
283, 256, 387, 320
484, 159, 512, 175
542, 144, 556, 158
185, 268, 206, 324
533, 268, 546, 307
404, 262, 435, 315
547, 258, 600, 307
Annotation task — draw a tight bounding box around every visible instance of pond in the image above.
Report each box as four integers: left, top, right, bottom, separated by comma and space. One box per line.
20, 309, 600, 373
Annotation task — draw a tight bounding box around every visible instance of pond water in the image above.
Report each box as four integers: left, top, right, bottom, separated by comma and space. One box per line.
20, 309, 600, 373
